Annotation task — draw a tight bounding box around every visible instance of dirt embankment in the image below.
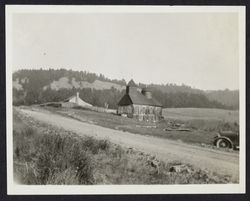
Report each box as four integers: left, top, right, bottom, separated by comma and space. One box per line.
19, 107, 239, 181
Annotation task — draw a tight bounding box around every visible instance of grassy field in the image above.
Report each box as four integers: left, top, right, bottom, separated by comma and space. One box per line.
13, 109, 235, 184
163, 108, 239, 122
39, 106, 239, 146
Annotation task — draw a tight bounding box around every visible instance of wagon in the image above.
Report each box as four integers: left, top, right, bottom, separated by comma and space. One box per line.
213, 130, 239, 149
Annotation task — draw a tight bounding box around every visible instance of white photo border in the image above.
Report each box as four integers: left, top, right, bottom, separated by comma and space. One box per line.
6, 5, 246, 195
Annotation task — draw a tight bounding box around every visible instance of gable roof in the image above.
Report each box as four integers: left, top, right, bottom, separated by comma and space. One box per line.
118, 89, 162, 107
64, 95, 92, 107
118, 94, 133, 106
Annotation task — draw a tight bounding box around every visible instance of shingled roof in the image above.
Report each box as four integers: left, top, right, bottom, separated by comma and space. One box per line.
118, 87, 162, 107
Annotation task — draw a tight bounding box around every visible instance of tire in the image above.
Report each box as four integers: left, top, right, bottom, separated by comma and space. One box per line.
216, 138, 232, 149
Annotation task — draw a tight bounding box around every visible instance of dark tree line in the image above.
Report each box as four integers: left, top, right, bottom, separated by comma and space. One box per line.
152, 89, 233, 109
13, 87, 125, 109
13, 69, 238, 110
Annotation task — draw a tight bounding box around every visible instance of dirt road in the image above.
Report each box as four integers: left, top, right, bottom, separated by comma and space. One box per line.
20, 108, 239, 180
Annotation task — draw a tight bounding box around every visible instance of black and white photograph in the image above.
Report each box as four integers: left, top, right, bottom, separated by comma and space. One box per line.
5, 5, 246, 194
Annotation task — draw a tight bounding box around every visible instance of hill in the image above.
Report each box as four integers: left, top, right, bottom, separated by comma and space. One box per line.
147, 84, 239, 108
205, 90, 239, 109
13, 69, 239, 109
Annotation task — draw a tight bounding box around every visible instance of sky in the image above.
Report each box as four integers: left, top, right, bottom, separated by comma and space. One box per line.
11, 12, 239, 90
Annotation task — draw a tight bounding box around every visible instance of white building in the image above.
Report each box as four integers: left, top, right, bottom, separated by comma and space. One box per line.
62, 92, 92, 108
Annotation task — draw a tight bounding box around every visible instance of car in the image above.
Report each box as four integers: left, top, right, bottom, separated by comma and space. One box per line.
213, 130, 239, 149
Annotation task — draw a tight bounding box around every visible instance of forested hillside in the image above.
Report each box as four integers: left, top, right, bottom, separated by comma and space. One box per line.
13, 69, 239, 110
205, 90, 239, 109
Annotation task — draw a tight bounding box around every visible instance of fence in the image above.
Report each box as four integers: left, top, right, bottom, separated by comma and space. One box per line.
90, 106, 116, 114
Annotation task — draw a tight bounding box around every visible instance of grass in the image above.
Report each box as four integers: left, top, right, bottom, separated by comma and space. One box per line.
13, 109, 235, 184
162, 108, 239, 123
40, 106, 239, 146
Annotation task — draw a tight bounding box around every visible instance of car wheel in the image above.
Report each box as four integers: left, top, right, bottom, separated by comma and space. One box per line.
216, 138, 232, 148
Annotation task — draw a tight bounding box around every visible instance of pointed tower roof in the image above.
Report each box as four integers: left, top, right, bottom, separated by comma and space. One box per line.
127, 79, 137, 87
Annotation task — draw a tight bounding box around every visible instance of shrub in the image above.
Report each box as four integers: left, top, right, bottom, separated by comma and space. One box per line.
81, 137, 110, 154
74, 151, 94, 184
33, 134, 95, 184
22, 126, 35, 137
